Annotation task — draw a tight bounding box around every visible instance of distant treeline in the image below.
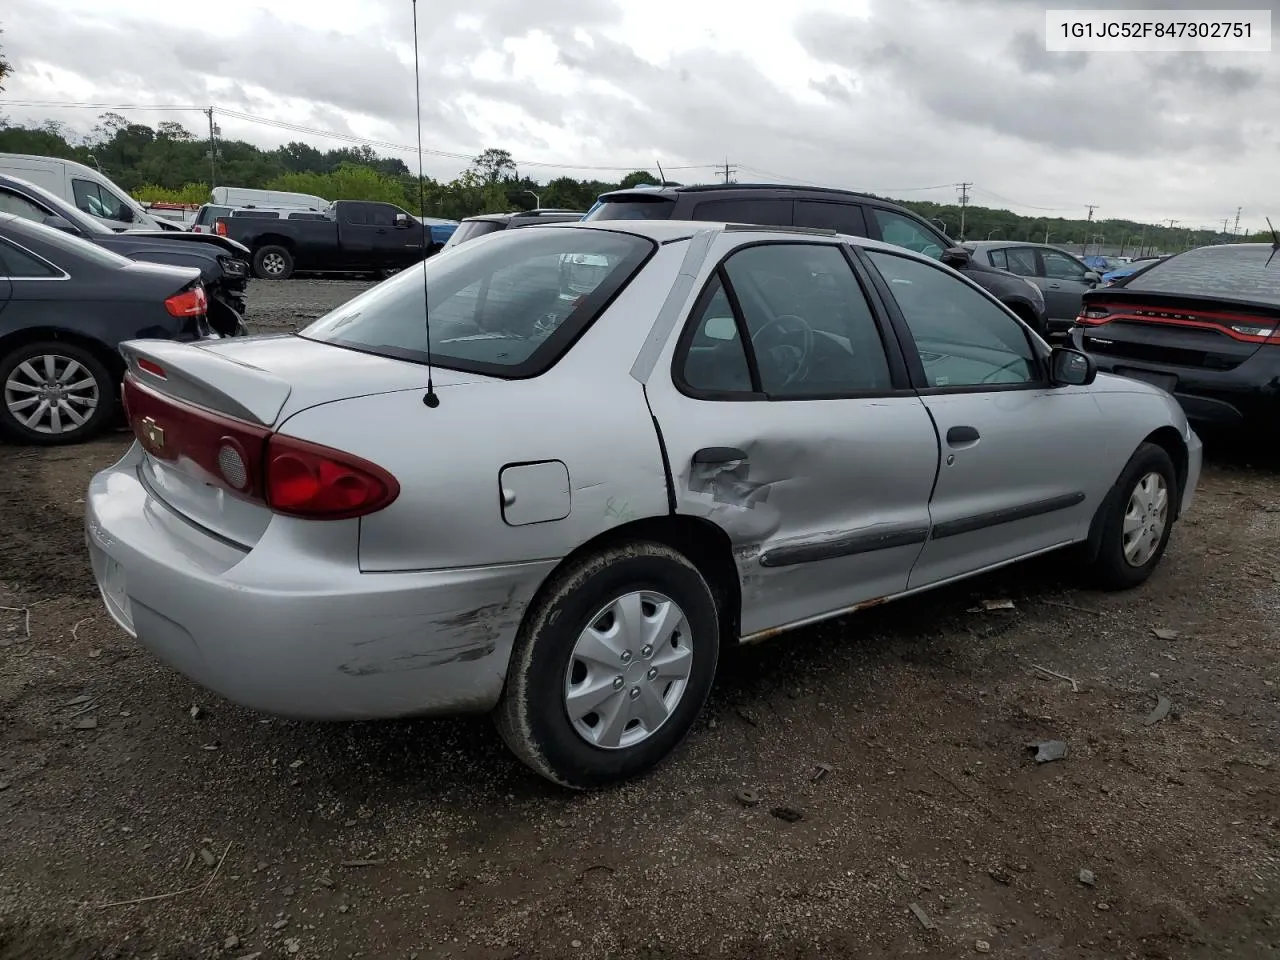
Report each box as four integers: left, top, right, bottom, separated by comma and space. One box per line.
0, 112, 1261, 250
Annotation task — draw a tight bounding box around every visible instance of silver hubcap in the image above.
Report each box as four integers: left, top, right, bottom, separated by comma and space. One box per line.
4, 354, 99, 435
564, 591, 694, 750
262, 253, 286, 275
1122, 471, 1169, 567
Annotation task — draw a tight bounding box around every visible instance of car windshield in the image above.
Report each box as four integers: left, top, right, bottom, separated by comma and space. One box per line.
582, 197, 676, 221
1122, 244, 1280, 306
300, 226, 655, 376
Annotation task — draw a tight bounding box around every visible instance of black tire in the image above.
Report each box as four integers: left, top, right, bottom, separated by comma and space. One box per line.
1088, 442, 1179, 590
0, 340, 115, 446
495, 541, 721, 789
1007, 302, 1048, 339
252, 245, 294, 280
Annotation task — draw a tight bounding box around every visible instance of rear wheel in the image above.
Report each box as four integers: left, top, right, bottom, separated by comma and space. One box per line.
252, 245, 294, 280
0, 341, 114, 445
495, 541, 720, 789
1088, 442, 1178, 590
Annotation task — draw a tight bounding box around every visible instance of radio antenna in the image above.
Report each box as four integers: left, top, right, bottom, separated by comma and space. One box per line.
655, 158, 667, 186
411, 0, 440, 408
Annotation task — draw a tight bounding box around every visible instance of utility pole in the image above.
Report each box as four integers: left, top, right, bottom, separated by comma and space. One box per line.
956, 182, 971, 240
721, 160, 737, 184
206, 107, 219, 190
1234, 206, 1242, 236
1221, 218, 1230, 237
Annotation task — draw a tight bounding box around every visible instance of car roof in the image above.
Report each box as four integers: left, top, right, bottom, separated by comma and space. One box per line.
464, 210, 583, 225
528, 218, 946, 262
598, 182, 883, 203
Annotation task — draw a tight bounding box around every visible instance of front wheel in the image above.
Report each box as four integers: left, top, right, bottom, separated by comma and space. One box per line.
0, 341, 114, 445
1088, 442, 1178, 590
495, 541, 721, 789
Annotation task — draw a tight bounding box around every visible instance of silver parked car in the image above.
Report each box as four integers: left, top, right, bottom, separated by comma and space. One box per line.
85, 220, 1202, 788
963, 241, 1103, 336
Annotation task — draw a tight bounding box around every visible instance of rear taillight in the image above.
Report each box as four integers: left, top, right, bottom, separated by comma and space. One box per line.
165, 286, 207, 318
265, 436, 400, 520
1078, 306, 1111, 324
215, 221, 228, 236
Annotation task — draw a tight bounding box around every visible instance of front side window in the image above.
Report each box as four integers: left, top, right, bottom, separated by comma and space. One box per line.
869, 209, 946, 260
1043, 250, 1089, 281
301, 227, 654, 376
71, 179, 130, 221
678, 242, 893, 398
866, 250, 1038, 388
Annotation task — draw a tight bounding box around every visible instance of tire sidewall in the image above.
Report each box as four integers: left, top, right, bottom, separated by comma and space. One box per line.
0, 341, 115, 445
505, 545, 720, 788
253, 245, 293, 280
1096, 443, 1178, 588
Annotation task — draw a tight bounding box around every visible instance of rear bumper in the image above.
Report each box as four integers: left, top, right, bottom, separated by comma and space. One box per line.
1084, 336, 1280, 428
85, 444, 557, 720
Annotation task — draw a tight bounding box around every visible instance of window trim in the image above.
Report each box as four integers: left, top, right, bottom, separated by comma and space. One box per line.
670, 237, 913, 403
853, 245, 1051, 396
0, 235, 70, 281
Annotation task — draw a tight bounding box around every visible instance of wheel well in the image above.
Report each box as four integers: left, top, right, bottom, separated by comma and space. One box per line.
253, 235, 296, 254
1144, 426, 1189, 516
1004, 300, 1039, 327
0, 327, 124, 381
537, 515, 742, 645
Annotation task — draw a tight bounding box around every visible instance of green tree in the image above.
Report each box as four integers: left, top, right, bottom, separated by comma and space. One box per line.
0, 27, 10, 92
471, 147, 516, 184
619, 170, 659, 189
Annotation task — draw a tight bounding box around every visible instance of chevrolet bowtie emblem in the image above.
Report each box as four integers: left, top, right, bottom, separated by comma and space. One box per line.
140, 416, 165, 449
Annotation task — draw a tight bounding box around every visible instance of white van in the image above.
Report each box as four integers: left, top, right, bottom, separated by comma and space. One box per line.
209, 186, 327, 211
0, 153, 178, 232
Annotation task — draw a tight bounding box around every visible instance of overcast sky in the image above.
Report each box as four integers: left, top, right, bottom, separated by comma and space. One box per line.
1, 0, 1277, 230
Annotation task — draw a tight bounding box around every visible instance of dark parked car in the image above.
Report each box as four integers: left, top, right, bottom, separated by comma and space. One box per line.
0, 173, 250, 337
215, 200, 453, 280
583, 184, 1049, 335
0, 213, 216, 445
440, 209, 586, 251
1074, 242, 1280, 432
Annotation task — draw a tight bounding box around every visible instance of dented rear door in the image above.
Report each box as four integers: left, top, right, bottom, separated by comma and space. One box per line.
640, 233, 940, 638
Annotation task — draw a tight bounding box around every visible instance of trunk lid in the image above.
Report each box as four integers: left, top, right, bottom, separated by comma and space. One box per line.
1077, 289, 1280, 370
118, 335, 486, 546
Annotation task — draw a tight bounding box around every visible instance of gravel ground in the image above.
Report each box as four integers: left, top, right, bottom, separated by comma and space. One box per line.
1, 279, 1278, 959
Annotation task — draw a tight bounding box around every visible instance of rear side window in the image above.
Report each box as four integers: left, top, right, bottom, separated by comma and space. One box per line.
300, 227, 654, 377
582, 197, 676, 221
690, 198, 792, 228
341, 205, 369, 225
0, 190, 50, 223
443, 220, 505, 248
1124, 244, 1280, 306
793, 200, 866, 237
0, 238, 62, 278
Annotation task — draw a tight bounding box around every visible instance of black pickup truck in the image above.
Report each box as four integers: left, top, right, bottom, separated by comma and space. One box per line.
214, 199, 440, 280
0, 173, 251, 337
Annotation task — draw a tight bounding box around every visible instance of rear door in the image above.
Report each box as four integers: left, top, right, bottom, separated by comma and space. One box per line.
1038, 248, 1096, 324
642, 235, 940, 637
859, 247, 1107, 589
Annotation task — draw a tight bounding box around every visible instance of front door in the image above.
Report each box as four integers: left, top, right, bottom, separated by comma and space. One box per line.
642, 236, 941, 637
859, 248, 1107, 589
1038, 248, 1096, 327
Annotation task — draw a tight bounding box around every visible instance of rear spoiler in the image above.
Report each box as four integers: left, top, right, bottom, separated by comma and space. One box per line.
119, 339, 292, 426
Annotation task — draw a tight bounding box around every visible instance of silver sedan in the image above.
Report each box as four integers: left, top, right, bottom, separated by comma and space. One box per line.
85, 220, 1202, 788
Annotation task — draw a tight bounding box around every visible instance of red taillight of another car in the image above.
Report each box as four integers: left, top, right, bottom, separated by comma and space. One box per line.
121, 374, 399, 520
214, 221, 228, 236
165, 285, 207, 318
1077, 305, 1112, 325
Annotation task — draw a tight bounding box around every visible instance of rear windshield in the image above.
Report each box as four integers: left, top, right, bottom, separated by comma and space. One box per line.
582, 197, 676, 221
300, 227, 655, 377
443, 219, 505, 248
1123, 244, 1280, 306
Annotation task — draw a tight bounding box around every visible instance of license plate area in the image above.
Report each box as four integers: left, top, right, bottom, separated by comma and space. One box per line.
1116, 366, 1177, 394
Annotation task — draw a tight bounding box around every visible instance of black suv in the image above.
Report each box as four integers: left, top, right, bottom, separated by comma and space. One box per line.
442, 209, 585, 251
583, 184, 1049, 335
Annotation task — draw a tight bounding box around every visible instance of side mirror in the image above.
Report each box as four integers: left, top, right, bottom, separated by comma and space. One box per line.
394, 213, 411, 229
1084, 270, 1101, 285
41, 214, 78, 234
941, 246, 971, 267
1049, 346, 1096, 386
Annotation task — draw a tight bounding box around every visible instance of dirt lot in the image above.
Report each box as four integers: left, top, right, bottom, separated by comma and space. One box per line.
1, 279, 1278, 960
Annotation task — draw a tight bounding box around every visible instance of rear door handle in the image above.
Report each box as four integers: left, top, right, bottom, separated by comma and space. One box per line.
947, 426, 980, 445
692, 447, 747, 464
